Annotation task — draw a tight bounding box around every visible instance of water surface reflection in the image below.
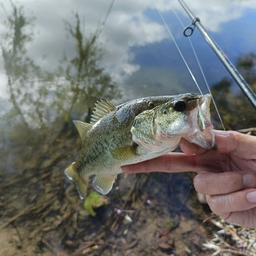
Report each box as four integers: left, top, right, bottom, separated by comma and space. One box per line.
0, 1, 256, 255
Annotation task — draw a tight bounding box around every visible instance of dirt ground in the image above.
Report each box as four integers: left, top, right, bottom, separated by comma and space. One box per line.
0, 162, 213, 256
1, 129, 256, 256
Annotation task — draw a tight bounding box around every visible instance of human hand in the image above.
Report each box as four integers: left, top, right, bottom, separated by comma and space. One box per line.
192, 130, 256, 228
122, 130, 256, 228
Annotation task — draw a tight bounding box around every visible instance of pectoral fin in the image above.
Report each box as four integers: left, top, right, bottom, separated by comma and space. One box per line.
64, 162, 88, 200
92, 174, 117, 195
111, 145, 139, 161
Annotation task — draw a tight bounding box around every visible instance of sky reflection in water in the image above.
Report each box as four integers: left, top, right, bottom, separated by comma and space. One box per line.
0, 0, 256, 102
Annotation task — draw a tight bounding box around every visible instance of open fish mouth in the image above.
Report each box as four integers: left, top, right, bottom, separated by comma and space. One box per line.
184, 94, 215, 149
131, 93, 215, 152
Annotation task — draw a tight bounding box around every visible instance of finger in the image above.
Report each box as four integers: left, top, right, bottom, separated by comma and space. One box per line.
122, 149, 228, 174
221, 210, 256, 228
122, 153, 200, 173
180, 138, 208, 155
206, 189, 256, 216
214, 130, 256, 159
194, 172, 256, 195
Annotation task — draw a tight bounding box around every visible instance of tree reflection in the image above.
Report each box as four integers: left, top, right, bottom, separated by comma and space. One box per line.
1, 2, 36, 129
56, 13, 121, 119
211, 53, 256, 130
0, 2, 121, 173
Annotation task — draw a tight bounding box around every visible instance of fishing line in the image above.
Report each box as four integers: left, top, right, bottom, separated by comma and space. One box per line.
157, 10, 203, 95
174, 2, 230, 196
171, 9, 225, 131
158, 8, 226, 169
178, 0, 256, 109
158, 8, 227, 228
97, 0, 116, 37
174, 183, 193, 217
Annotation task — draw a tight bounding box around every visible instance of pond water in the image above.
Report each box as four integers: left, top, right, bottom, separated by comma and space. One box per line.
0, 1, 256, 255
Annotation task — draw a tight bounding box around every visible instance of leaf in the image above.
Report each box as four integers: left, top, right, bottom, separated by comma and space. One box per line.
83, 191, 108, 216
84, 197, 96, 216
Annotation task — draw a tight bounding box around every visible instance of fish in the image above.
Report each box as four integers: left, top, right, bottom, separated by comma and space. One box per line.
64, 93, 215, 199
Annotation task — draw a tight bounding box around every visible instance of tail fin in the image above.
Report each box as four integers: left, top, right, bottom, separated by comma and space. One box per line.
64, 162, 88, 199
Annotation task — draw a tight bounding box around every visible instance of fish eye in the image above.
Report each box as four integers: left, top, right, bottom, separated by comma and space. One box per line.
173, 101, 186, 112
163, 109, 168, 114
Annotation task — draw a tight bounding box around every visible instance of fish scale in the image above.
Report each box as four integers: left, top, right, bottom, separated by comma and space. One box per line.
65, 93, 215, 199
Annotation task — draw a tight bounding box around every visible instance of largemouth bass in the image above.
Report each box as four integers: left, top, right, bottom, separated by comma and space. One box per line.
65, 93, 215, 199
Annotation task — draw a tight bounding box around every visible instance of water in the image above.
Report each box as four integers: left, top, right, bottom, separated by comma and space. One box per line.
0, 1, 256, 255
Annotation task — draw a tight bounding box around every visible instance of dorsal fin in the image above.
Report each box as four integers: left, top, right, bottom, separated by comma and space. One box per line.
73, 120, 92, 142
90, 99, 116, 124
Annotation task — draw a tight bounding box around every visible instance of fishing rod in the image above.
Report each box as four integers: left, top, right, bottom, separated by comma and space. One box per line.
178, 0, 256, 109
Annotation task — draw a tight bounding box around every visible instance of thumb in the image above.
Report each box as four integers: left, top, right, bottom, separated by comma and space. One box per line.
214, 130, 256, 159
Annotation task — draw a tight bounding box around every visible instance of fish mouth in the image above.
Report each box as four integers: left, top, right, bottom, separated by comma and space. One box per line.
184, 94, 215, 149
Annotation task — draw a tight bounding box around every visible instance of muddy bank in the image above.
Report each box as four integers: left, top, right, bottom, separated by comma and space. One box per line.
1, 129, 256, 256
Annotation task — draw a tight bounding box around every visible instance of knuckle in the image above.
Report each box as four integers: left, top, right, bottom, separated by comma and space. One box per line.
193, 175, 204, 193
227, 193, 237, 209
228, 130, 240, 138
207, 195, 220, 213
207, 193, 236, 215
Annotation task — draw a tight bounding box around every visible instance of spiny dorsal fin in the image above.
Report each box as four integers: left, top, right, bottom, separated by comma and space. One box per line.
73, 120, 92, 141
90, 99, 116, 124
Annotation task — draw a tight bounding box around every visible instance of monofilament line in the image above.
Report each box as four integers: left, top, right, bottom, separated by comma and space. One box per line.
172, 9, 225, 131
157, 10, 203, 95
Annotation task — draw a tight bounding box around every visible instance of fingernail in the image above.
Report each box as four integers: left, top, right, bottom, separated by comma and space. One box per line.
246, 191, 256, 203
243, 174, 256, 188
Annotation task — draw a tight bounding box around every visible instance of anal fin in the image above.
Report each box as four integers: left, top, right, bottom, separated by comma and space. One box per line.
92, 174, 117, 195
65, 162, 88, 200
